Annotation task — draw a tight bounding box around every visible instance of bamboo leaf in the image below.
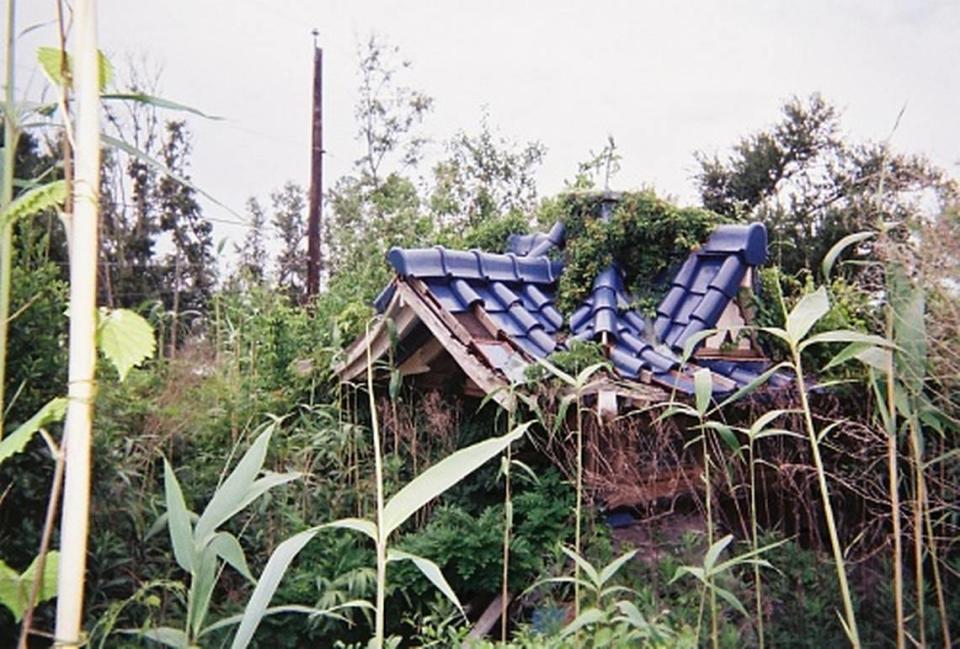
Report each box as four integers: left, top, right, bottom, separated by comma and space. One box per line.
382, 422, 529, 537
388, 549, 464, 616
0, 397, 67, 465
822, 231, 874, 279
0, 180, 66, 227
138, 626, 189, 648
97, 308, 156, 381
201, 602, 371, 637
558, 607, 604, 638
209, 532, 253, 583
693, 368, 712, 416
800, 330, 891, 353
560, 545, 600, 588
101, 92, 222, 119
712, 584, 748, 617
229, 526, 322, 649
195, 429, 272, 544
598, 549, 637, 585
323, 518, 378, 543
681, 328, 718, 364
162, 459, 195, 573
714, 361, 792, 410
786, 287, 829, 343
704, 534, 734, 573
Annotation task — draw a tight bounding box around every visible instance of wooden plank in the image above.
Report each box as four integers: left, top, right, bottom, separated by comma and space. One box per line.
337, 296, 419, 382
467, 592, 512, 642
395, 281, 513, 408
397, 337, 444, 376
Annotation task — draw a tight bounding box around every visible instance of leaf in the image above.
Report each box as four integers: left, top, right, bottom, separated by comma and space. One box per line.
786, 287, 829, 344
799, 330, 891, 353
201, 602, 371, 637
162, 459, 195, 573
194, 429, 271, 544
102, 134, 241, 218
693, 368, 712, 416
323, 517, 378, 543
388, 549, 464, 616
0, 397, 67, 465
36, 47, 113, 91
560, 545, 600, 588
712, 584, 748, 617
209, 532, 253, 582
598, 549, 637, 585
0, 552, 59, 621
558, 607, 605, 638
229, 526, 322, 649
97, 308, 156, 380
681, 328, 718, 364
101, 92, 222, 119
381, 422, 529, 537
704, 534, 734, 573
189, 545, 218, 636
822, 231, 874, 279
0, 180, 66, 227
574, 362, 608, 389
138, 626, 190, 648
715, 361, 792, 410
707, 422, 741, 458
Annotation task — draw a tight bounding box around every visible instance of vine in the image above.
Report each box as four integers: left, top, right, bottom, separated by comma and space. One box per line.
540, 191, 729, 315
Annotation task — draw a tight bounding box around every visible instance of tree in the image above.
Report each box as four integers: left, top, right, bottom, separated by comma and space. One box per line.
156, 120, 215, 316
233, 196, 268, 287
326, 35, 434, 288
429, 114, 546, 233
694, 94, 957, 274
271, 181, 307, 300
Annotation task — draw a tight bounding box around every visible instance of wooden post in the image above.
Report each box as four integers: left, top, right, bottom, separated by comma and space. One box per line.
305, 32, 323, 298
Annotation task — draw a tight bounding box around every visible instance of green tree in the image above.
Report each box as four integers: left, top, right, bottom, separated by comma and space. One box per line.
271, 181, 306, 300
695, 94, 957, 274
233, 196, 268, 287
429, 114, 545, 233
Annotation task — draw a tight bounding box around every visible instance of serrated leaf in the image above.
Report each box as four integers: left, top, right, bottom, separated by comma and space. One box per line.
0, 397, 67, 465
0, 552, 59, 622
97, 308, 156, 381
0, 180, 66, 227
37, 46, 112, 91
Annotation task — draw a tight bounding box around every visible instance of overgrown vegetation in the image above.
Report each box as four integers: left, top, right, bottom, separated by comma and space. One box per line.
1, 7, 958, 648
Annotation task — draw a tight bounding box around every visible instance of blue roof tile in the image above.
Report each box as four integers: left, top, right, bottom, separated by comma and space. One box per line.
377, 217, 781, 397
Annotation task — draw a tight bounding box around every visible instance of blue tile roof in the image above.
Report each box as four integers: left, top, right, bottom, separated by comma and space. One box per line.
377, 219, 783, 396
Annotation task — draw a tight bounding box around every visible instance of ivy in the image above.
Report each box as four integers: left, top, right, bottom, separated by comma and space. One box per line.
541, 191, 729, 315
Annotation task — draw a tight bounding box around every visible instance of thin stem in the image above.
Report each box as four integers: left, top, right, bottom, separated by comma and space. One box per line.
0, 0, 19, 433
701, 417, 718, 649
750, 442, 764, 649
17, 436, 65, 649
884, 315, 905, 649
366, 322, 386, 649
923, 483, 951, 648
793, 348, 861, 648
573, 393, 583, 622
907, 416, 925, 647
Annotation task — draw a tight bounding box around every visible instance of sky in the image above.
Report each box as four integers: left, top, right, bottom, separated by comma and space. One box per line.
11, 1, 960, 255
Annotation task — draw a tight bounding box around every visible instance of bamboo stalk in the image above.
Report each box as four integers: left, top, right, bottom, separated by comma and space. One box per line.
365, 322, 386, 649
0, 0, 19, 433
885, 312, 905, 649
54, 0, 100, 645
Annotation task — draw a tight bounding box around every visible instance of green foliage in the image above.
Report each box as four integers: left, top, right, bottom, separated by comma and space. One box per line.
543, 190, 726, 314
97, 307, 157, 381
0, 551, 59, 622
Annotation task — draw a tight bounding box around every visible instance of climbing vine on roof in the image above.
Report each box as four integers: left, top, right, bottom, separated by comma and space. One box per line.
537, 191, 730, 315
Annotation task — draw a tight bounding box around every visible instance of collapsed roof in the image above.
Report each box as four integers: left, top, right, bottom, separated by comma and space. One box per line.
336, 215, 788, 409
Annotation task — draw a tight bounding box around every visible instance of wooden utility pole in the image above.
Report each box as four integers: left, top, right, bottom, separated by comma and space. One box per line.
306, 30, 323, 298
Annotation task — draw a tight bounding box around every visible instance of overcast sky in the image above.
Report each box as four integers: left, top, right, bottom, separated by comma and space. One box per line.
12, 1, 960, 252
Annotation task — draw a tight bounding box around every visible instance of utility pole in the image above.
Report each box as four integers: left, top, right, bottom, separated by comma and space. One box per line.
306, 30, 323, 299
